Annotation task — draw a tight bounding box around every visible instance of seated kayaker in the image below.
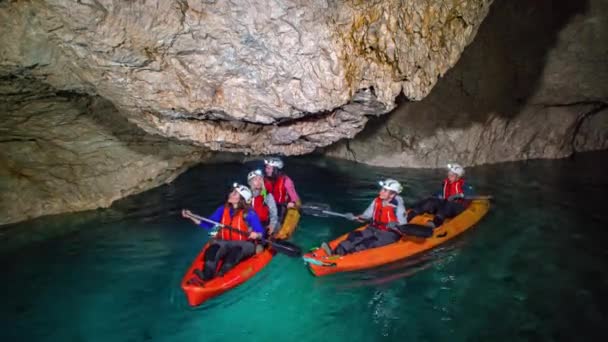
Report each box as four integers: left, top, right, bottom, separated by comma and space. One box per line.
263, 157, 301, 220
321, 179, 408, 256
408, 163, 470, 228
248, 169, 280, 236
181, 183, 264, 280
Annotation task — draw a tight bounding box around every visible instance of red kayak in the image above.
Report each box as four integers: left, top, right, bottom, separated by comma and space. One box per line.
181, 208, 300, 306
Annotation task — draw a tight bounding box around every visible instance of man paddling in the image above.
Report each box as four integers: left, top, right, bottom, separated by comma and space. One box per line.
321, 179, 408, 256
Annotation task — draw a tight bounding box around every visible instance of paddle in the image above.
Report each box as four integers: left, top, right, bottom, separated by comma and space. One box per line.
300, 203, 433, 238
447, 194, 494, 201
183, 210, 302, 257
300, 202, 353, 219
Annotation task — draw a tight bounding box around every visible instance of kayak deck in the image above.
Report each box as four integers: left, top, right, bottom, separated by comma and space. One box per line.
181, 208, 300, 306
303, 199, 490, 277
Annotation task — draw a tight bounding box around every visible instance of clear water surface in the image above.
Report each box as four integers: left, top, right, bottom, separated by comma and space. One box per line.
1, 152, 607, 341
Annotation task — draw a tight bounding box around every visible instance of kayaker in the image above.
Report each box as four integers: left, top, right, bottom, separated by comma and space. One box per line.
408, 163, 469, 228
263, 157, 301, 219
182, 183, 264, 280
247, 169, 280, 235
321, 179, 408, 256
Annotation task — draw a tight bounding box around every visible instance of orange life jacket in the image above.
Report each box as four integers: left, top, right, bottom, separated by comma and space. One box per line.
264, 175, 287, 204
219, 206, 249, 241
372, 197, 398, 231
251, 194, 269, 223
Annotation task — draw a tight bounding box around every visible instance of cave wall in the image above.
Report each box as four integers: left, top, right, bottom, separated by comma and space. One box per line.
325, 0, 608, 167
0, 75, 210, 226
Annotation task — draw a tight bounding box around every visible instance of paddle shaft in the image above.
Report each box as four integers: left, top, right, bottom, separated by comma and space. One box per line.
184, 211, 302, 257
313, 210, 432, 238
320, 210, 352, 219
187, 212, 256, 239
303, 211, 431, 248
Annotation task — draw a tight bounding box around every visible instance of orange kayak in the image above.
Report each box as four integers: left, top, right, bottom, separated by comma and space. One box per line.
303, 199, 490, 276
181, 208, 300, 306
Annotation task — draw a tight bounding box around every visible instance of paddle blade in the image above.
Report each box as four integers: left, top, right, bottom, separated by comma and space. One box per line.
270, 240, 302, 257
300, 202, 332, 218
398, 224, 434, 238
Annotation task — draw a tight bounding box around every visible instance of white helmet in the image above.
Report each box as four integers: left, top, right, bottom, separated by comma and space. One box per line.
264, 157, 284, 169
247, 169, 263, 182
447, 163, 465, 177
232, 183, 253, 202
379, 179, 403, 194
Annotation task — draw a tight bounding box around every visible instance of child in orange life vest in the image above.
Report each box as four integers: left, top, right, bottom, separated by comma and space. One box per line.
321, 179, 408, 256
263, 157, 301, 220
408, 163, 469, 228
182, 183, 264, 280
247, 169, 279, 235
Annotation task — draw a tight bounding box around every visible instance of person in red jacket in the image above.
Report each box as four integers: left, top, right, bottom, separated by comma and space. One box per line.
408, 163, 468, 228
321, 179, 408, 256
263, 157, 301, 220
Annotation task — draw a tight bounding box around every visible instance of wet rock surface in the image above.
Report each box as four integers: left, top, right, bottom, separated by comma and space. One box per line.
325, 0, 608, 167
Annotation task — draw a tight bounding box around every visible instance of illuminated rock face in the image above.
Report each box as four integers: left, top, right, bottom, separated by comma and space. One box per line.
0, 0, 493, 155
325, 0, 608, 167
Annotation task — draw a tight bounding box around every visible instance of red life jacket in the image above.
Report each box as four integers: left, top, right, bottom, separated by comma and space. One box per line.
219, 206, 249, 241
251, 194, 269, 223
264, 175, 287, 204
443, 178, 465, 200
372, 197, 398, 231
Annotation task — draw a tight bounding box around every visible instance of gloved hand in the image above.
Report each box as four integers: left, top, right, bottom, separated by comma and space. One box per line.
208, 230, 218, 237
248, 232, 262, 240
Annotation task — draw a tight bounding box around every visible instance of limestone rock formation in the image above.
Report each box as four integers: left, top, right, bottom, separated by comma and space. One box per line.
0, 0, 493, 155
0, 75, 209, 226
325, 0, 608, 167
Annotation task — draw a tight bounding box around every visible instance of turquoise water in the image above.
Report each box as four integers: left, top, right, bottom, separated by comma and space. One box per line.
1, 152, 607, 341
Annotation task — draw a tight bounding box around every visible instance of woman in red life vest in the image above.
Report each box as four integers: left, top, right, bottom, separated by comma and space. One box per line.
321, 179, 408, 256
408, 163, 469, 228
263, 157, 301, 220
182, 183, 264, 280
247, 169, 279, 235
